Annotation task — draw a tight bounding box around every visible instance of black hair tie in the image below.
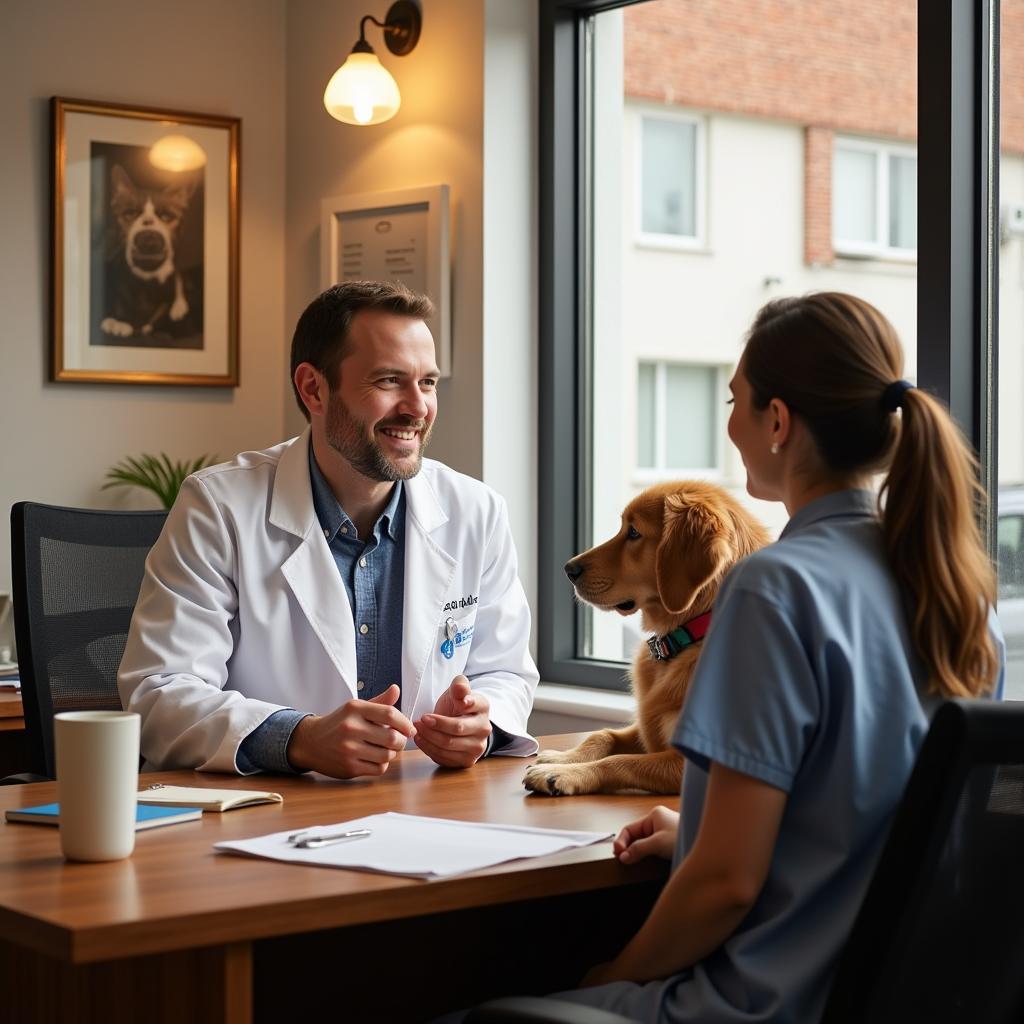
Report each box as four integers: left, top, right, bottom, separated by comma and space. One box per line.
881, 379, 914, 413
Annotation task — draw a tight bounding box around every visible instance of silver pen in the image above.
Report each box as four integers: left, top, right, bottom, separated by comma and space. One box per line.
290, 828, 373, 849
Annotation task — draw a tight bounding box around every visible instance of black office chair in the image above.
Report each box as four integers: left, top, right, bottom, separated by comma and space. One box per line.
469, 699, 1024, 1024
820, 698, 1024, 1023
7, 502, 167, 780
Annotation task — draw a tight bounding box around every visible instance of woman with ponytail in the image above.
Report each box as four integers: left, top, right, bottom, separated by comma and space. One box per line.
467, 294, 1005, 1024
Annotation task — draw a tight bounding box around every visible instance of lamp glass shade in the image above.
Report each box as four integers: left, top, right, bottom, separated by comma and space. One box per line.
149, 134, 207, 172
324, 51, 401, 126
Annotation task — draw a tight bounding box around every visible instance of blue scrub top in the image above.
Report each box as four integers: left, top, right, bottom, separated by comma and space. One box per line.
666, 489, 1005, 1024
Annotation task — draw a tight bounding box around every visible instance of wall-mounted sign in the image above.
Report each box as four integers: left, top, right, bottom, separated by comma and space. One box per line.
321, 184, 451, 376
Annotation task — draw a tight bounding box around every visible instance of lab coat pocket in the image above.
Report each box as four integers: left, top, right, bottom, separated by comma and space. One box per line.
435, 611, 477, 675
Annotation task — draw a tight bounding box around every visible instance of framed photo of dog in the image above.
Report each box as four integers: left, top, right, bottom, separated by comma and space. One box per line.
51, 97, 240, 386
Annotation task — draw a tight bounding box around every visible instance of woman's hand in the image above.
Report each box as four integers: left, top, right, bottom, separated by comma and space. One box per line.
612, 805, 680, 864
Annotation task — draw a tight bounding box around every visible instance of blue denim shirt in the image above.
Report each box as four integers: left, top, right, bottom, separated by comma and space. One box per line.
236, 448, 405, 773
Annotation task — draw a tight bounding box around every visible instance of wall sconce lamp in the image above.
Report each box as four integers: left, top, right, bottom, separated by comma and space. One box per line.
323, 1, 422, 126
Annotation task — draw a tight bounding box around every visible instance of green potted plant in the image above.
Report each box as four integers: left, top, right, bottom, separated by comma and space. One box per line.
103, 453, 218, 510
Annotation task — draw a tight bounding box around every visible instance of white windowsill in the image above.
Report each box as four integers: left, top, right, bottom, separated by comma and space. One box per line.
533, 682, 636, 724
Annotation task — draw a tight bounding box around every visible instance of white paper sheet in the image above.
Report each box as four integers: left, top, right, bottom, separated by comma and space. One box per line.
214, 812, 612, 879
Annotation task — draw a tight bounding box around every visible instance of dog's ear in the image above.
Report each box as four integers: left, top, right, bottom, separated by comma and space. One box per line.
110, 164, 136, 200
655, 494, 733, 616
161, 179, 195, 220
163, 177, 196, 201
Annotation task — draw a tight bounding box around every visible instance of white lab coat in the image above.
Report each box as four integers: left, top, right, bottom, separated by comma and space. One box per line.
117, 431, 539, 773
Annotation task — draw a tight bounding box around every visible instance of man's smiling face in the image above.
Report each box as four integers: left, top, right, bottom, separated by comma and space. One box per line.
324, 308, 440, 482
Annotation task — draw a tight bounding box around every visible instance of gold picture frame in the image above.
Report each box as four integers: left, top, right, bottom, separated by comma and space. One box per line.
51, 97, 240, 386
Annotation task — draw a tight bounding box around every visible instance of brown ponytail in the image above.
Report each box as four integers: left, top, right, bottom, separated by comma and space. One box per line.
744, 292, 997, 697
880, 388, 997, 697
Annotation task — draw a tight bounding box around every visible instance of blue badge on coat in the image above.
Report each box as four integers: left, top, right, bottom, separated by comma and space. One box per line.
440, 615, 474, 659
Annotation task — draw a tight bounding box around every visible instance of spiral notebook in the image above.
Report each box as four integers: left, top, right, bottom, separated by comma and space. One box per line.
138, 784, 284, 813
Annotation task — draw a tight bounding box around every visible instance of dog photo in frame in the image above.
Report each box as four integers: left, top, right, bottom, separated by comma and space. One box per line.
51, 98, 240, 386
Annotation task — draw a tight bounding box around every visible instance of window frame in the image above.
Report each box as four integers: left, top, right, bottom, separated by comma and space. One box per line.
634, 359, 726, 483
833, 135, 919, 261
633, 107, 707, 250
539, 0, 999, 690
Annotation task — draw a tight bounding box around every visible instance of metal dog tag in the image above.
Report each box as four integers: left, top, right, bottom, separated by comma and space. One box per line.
647, 635, 670, 661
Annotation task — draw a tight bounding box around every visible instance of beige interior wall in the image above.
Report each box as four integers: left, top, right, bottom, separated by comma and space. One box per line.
283, 0, 486, 478
0, 0, 288, 623
1, 0, 547, 677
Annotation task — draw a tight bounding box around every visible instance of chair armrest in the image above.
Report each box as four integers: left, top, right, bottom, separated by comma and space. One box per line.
466, 997, 637, 1024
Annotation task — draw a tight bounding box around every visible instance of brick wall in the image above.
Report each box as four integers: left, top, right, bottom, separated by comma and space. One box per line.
624, 0, 1024, 153
804, 125, 833, 265
623, 1, 1024, 266
1005, 2, 1024, 154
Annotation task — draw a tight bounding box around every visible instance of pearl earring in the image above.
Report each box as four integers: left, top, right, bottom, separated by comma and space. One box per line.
770, 442, 780, 455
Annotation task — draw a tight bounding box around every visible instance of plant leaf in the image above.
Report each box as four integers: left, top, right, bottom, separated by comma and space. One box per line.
103, 451, 213, 508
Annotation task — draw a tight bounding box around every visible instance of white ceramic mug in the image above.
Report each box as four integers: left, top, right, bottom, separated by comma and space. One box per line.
54, 711, 140, 862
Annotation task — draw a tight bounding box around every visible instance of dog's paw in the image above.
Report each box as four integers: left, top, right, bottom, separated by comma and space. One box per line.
169, 296, 189, 322
533, 748, 576, 765
523, 763, 598, 797
100, 317, 134, 337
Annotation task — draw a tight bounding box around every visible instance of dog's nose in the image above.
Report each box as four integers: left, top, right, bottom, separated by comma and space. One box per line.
564, 559, 585, 581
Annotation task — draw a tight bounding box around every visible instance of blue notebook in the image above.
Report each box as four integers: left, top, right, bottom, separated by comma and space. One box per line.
4, 802, 202, 830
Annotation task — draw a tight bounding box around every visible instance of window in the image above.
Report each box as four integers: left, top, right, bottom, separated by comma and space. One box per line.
637, 112, 704, 246
997, 0, 1023, 698
998, 511, 1024, 599
636, 361, 723, 478
541, 0, 994, 690
833, 137, 918, 258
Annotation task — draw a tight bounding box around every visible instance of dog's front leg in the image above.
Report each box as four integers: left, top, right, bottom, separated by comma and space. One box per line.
533, 724, 644, 766
524, 748, 684, 797
169, 272, 189, 322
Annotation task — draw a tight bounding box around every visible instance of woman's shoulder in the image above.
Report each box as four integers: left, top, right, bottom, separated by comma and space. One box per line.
725, 538, 815, 594
722, 517, 886, 608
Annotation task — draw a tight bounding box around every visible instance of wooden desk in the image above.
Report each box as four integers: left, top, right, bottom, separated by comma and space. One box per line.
0, 734, 669, 1023
0, 690, 24, 730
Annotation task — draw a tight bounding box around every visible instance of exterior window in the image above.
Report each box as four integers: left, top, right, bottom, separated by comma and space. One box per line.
637, 113, 703, 246
540, 1, 989, 691
998, 510, 1024, 599
636, 361, 721, 477
833, 138, 917, 258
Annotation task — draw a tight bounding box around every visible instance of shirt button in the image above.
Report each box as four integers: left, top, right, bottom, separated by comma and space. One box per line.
359, 557, 367, 568
340, 525, 349, 535
359, 623, 369, 635
323, 528, 330, 538
357, 680, 365, 691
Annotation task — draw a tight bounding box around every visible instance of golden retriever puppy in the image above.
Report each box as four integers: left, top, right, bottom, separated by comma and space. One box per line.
524, 481, 768, 796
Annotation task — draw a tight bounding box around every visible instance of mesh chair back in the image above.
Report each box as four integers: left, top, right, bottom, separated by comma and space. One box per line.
11, 502, 167, 778
822, 699, 1024, 1024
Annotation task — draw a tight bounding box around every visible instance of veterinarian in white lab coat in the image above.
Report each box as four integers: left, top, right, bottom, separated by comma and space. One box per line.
118, 282, 538, 777
463, 293, 1004, 1024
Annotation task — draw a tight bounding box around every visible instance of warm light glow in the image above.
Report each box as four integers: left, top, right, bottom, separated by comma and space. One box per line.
324, 51, 401, 126
149, 135, 207, 172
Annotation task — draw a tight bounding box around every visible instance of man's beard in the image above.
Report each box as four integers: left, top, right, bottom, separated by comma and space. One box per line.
324, 392, 431, 482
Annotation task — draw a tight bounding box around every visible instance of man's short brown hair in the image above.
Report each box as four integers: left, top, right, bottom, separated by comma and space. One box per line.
290, 281, 434, 420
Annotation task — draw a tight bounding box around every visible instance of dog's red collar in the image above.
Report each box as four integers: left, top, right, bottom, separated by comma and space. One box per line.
647, 610, 712, 662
